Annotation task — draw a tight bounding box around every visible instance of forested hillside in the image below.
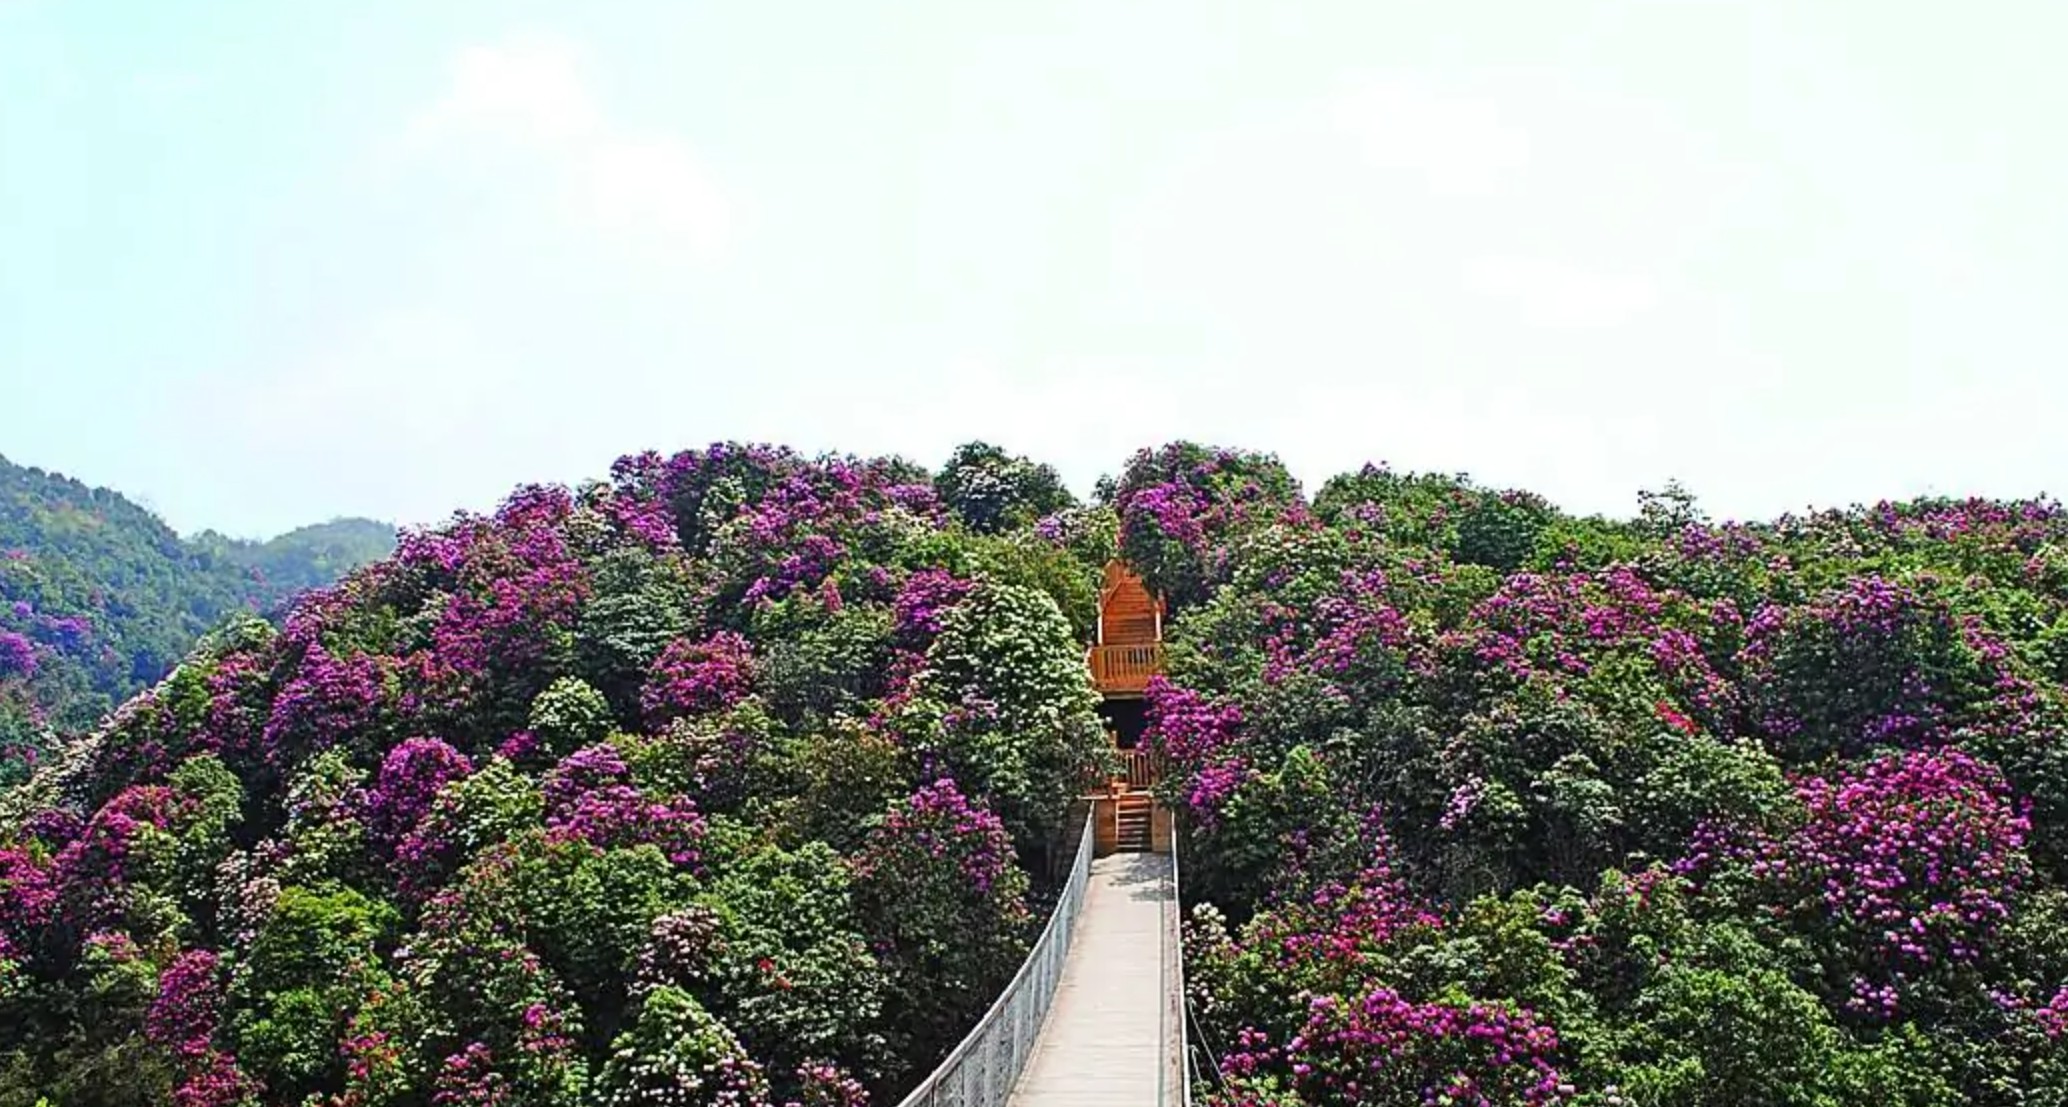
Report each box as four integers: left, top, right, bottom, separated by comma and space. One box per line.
0, 441, 1113, 1106
0, 455, 395, 783
1117, 445, 2068, 1105
6, 436, 2068, 1106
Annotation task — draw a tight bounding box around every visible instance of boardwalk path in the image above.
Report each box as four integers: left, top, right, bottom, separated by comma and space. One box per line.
1008, 851, 1176, 1106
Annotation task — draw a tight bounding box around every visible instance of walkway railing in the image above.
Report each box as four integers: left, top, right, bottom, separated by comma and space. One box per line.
1161, 814, 1190, 1105
893, 810, 1097, 1107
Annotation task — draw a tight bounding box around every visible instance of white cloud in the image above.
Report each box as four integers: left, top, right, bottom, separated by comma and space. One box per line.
410, 35, 731, 259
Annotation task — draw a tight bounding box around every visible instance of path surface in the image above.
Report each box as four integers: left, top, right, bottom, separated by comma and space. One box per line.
1009, 851, 1175, 1107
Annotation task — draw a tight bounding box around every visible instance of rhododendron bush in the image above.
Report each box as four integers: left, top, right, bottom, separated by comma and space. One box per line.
0, 441, 1107, 1106
1134, 450, 2068, 1106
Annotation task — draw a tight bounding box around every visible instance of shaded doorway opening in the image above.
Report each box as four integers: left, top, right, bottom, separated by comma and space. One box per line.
1099, 698, 1148, 749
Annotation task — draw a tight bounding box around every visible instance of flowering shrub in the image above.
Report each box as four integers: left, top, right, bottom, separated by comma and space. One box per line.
851, 780, 1030, 1084
0, 441, 1121, 1106
262, 641, 388, 768
933, 441, 1073, 535
0, 631, 36, 679
1737, 575, 2000, 758
542, 744, 706, 866
361, 737, 472, 853
890, 569, 973, 647
148, 949, 261, 1107
594, 985, 769, 1106
642, 631, 756, 726
1110, 442, 1303, 610
1221, 988, 1568, 1107
1683, 748, 2034, 1019
1152, 461, 2068, 1106
903, 579, 1106, 851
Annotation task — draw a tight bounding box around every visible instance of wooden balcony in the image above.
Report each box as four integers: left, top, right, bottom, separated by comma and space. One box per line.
1089, 643, 1164, 697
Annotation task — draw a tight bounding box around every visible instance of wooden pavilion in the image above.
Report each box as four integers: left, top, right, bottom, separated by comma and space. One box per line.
1088, 560, 1165, 697
1084, 560, 1171, 855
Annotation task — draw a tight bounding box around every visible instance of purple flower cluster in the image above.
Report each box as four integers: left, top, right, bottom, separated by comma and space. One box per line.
362, 736, 473, 852
411, 488, 592, 720
262, 641, 387, 765
783, 1061, 870, 1107
1144, 677, 1252, 825
50, 784, 183, 929
642, 631, 755, 726
857, 779, 1020, 897
1262, 567, 1415, 686
2037, 986, 2068, 1039
544, 744, 706, 866
147, 950, 259, 1107
891, 569, 973, 644
146, 949, 225, 1059
1112, 443, 1305, 607
430, 1042, 512, 1107
0, 845, 55, 941
1685, 748, 2032, 1018
1240, 826, 1439, 992
1737, 575, 1984, 750
1224, 989, 1566, 1107
1144, 677, 1242, 766
0, 631, 36, 679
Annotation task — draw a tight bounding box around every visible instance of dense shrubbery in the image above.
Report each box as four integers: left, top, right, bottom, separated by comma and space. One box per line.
0, 456, 394, 782
1138, 451, 2068, 1106
0, 441, 1106, 1106
14, 435, 2068, 1106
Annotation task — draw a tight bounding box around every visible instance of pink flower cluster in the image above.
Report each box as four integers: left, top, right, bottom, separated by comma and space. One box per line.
891, 569, 973, 644
1687, 748, 2032, 1018
362, 736, 473, 852
642, 631, 756, 726
1225, 989, 1566, 1107
147, 950, 259, 1107
543, 744, 706, 867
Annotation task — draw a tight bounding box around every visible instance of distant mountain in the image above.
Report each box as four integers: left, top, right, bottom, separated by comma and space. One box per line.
0, 455, 395, 781
192, 517, 402, 599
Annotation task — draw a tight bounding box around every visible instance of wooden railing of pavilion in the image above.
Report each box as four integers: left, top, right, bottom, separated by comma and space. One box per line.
1089, 643, 1165, 696
1118, 745, 1162, 791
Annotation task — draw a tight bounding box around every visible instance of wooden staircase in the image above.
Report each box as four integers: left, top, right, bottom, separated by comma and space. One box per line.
1112, 792, 1154, 853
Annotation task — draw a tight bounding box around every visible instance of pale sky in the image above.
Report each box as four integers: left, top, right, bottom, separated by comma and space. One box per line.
3, 2, 2064, 538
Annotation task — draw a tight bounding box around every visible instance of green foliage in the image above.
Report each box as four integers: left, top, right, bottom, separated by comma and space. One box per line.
768, 724, 919, 853
905, 580, 1105, 851
697, 840, 887, 1079
933, 441, 1075, 535
230, 885, 398, 1096
573, 546, 703, 713
755, 602, 894, 728
593, 985, 768, 1105
529, 676, 617, 758
964, 532, 1100, 642
1191, 745, 1359, 910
